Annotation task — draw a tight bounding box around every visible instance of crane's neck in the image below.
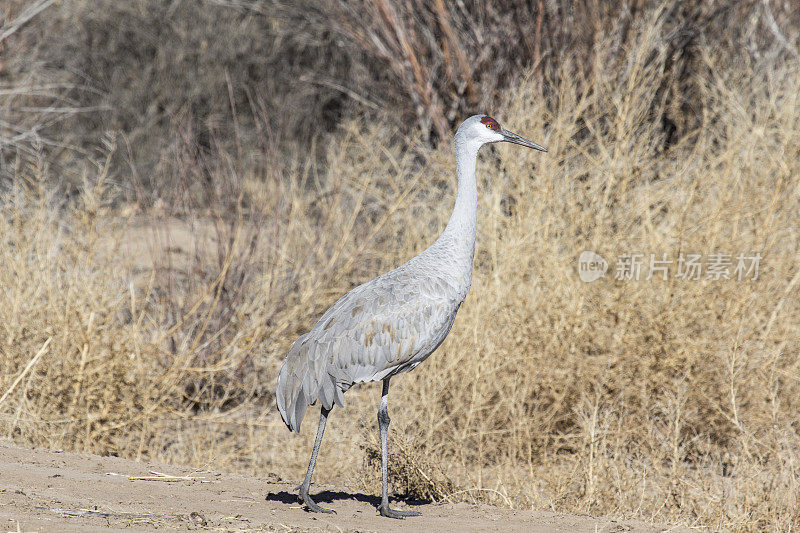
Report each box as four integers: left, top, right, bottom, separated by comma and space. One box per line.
429, 136, 480, 298
443, 139, 479, 241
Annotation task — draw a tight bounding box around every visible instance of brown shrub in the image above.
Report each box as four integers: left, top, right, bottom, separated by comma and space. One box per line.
3, 1, 799, 190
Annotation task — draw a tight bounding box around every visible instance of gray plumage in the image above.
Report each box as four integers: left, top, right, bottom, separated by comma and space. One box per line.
277, 227, 470, 432
274, 114, 546, 518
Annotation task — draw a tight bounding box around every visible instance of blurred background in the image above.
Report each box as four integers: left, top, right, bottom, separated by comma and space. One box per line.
5, 0, 798, 192
1, 1, 800, 530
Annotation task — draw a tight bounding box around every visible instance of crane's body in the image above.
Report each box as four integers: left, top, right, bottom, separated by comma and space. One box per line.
276, 114, 546, 518
277, 141, 477, 432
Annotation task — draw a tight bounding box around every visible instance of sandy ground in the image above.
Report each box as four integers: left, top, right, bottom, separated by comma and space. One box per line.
0, 440, 690, 533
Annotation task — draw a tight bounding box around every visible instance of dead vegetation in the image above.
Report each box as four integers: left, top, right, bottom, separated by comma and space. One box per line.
1, 1, 800, 531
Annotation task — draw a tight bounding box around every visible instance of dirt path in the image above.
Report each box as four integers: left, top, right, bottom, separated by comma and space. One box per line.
0, 440, 687, 532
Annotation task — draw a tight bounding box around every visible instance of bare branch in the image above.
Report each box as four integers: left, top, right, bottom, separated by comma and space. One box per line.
0, 0, 57, 44
761, 0, 798, 57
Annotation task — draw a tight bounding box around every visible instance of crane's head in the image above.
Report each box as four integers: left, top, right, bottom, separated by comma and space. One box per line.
456, 114, 547, 152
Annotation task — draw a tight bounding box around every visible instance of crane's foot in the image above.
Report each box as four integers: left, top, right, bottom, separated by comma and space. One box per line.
299, 488, 335, 514
379, 504, 421, 519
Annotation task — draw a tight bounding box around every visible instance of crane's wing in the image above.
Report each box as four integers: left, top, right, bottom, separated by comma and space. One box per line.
276, 269, 462, 432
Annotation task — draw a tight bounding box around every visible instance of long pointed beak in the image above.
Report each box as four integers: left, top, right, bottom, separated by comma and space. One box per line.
501, 128, 547, 152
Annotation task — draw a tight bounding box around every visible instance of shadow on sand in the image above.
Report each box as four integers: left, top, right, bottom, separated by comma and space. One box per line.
266, 488, 428, 512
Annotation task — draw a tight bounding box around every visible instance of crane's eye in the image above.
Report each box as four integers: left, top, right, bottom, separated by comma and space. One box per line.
480, 116, 500, 130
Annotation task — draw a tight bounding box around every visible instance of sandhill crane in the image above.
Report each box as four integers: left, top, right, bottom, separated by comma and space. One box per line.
276, 114, 546, 518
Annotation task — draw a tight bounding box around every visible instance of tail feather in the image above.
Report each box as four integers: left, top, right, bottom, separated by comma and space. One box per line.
276, 334, 347, 432
319, 373, 334, 409
294, 390, 308, 432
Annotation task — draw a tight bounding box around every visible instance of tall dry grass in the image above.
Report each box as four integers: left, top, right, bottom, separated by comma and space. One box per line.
2, 9, 800, 533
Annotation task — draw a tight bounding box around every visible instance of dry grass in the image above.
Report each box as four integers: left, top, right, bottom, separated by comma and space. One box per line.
2, 8, 800, 533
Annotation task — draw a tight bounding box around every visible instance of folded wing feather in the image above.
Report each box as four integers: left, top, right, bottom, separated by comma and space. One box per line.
276, 272, 460, 432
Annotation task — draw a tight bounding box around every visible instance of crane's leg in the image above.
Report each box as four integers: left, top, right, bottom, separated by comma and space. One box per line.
378, 377, 421, 519
298, 406, 335, 514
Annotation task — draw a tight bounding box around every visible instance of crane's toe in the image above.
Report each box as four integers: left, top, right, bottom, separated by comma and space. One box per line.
379, 504, 421, 519
299, 490, 335, 514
